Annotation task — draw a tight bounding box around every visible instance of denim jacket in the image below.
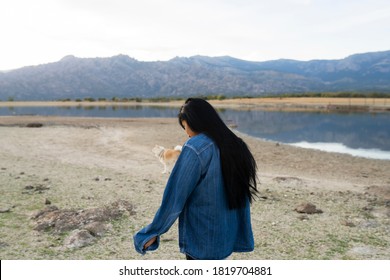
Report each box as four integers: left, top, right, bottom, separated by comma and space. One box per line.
133, 133, 254, 260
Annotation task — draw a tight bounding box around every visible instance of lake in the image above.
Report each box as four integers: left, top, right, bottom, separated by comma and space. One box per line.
1, 105, 389, 160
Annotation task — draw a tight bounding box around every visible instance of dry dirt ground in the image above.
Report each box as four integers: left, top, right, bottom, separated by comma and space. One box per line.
0, 116, 389, 259
1, 97, 389, 112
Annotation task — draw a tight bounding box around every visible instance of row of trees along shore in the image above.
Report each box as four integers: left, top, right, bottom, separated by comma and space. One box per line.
60, 92, 389, 102
1, 92, 389, 102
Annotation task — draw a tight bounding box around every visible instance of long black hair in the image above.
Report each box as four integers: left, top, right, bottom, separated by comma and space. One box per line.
178, 98, 258, 209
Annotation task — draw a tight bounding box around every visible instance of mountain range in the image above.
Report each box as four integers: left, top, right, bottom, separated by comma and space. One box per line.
1, 50, 390, 100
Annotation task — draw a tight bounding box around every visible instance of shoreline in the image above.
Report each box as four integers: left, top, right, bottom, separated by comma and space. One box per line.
1, 114, 389, 161
1, 115, 389, 192
1, 97, 390, 112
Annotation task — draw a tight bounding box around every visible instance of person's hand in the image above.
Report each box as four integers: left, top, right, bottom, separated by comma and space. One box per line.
143, 236, 157, 250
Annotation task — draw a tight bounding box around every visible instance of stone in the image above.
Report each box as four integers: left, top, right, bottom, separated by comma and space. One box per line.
294, 202, 323, 214
32, 200, 135, 249
83, 221, 110, 237
26, 123, 43, 128
63, 229, 95, 249
0, 208, 11, 213
32, 200, 135, 233
341, 220, 356, 227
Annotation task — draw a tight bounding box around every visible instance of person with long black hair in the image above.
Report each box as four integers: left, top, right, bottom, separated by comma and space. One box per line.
134, 98, 258, 260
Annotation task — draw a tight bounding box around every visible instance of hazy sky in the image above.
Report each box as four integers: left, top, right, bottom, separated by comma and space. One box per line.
1, 0, 389, 70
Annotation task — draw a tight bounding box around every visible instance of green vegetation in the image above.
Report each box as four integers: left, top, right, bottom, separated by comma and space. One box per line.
5, 92, 388, 103
260, 92, 390, 98
51, 92, 389, 103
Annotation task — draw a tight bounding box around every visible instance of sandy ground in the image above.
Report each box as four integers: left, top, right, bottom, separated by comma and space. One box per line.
0, 116, 389, 260
1, 97, 390, 112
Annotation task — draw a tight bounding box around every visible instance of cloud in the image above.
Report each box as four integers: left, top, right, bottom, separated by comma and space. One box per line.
0, 0, 389, 69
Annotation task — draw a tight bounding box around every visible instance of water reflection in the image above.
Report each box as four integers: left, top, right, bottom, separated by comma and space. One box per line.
0, 105, 178, 118
218, 110, 390, 152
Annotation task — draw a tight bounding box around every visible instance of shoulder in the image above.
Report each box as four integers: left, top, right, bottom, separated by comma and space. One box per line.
184, 134, 215, 155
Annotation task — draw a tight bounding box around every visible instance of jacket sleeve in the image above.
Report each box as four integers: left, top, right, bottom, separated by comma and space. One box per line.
133, 145, 202, 254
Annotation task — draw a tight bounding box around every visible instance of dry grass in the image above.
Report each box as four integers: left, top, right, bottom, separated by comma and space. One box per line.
1, 97, 389, 112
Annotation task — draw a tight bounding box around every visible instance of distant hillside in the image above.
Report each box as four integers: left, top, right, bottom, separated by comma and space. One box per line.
0, 51, 390, 100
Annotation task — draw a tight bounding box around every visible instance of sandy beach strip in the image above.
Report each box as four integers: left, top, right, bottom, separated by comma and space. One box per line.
1, 97, 390, 112
0, 116, 389, 259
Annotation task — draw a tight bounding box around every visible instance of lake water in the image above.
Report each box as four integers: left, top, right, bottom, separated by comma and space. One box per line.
1, 105, 389, 160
